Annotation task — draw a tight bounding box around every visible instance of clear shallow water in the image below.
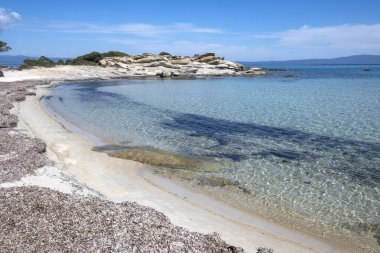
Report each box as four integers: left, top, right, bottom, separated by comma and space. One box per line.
45, 65, 380, 251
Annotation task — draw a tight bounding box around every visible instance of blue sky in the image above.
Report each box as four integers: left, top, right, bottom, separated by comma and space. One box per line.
1, 0, 380, 61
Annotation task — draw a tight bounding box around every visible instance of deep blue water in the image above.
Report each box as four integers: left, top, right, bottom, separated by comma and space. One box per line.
45, 65, 380, 250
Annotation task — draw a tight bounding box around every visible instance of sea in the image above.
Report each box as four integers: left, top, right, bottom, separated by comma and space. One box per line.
44, 65, 380, 252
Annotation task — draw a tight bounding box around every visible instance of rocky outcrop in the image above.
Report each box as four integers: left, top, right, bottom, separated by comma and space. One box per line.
98, 52, 266, 77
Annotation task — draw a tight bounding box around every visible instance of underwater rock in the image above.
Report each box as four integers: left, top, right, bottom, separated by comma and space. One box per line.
93, 145, 220, 172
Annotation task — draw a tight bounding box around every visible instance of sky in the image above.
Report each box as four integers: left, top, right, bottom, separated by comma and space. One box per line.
0, 0, 380, 61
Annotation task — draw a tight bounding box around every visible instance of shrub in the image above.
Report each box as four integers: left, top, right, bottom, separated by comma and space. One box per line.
66, 51, 128, 65
102, 51, 128, 57
69, 51, 103, 65
18, 56, 56, 70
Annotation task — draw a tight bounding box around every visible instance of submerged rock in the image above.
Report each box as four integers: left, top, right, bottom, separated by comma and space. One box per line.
93, 145, 220, 172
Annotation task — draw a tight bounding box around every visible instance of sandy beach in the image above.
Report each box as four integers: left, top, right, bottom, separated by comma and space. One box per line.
0, 67, 359, 253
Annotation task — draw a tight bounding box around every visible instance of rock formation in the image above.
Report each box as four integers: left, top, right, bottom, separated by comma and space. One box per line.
98, 52, 265, 77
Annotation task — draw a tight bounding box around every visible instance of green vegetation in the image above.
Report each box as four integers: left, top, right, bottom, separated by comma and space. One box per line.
56, 59, 65, 65
102, 51, 128, 57
0, 41, 11, 52
66, 51, 128, 65
18, 56, 56, 70
18, 51, 128, 70
66, 51, 103, 65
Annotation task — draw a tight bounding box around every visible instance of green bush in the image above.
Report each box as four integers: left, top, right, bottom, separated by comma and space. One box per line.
18, 56, 56, 70
102, 51, 128, 57
69, 51, 103, 65
18, 50, 130, 69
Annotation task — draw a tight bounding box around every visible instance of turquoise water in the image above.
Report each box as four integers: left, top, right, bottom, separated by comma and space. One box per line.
45, 65, 380, 251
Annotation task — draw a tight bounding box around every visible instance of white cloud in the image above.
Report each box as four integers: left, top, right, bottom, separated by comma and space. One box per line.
43, 22, 223, 37
276, 24, 380, 49
245, 24, 380, 60
0, 8, 21, 30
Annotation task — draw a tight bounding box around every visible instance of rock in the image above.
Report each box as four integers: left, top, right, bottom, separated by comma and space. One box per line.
245, 68, 266, 75
115, 62, 128, 68
208, 60, 223, 65
263, 67, 287, 72
99, 59, 108, 66
0, 70, 4, 77
29, 52, 266, 77
180, 67, 198, 74
171, 58, 191, 65
196, 52, 215, 58
134, 56, 164, 64
223, 60, 241, 68
249, 67, 263, 71
197, 55, 216, 63
133, 55, 145, 60
215, 64, 229, 69
145, 61, 180, 69
156, 71, 172, 78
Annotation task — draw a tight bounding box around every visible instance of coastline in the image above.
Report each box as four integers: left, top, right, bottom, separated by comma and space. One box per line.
25, 79, 358, 252
0, 66, 366, 252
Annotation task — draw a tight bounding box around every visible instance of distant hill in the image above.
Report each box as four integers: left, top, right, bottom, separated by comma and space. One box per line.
0, 55, 69, 66
241, 55, 380, 66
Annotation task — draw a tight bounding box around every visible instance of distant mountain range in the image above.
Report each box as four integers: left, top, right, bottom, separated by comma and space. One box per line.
0, 55, 69, 66
241, 55, 380, 66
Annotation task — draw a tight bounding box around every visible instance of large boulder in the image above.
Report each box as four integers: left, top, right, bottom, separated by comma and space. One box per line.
179, 67, 198, 74
171, 58, 191, 65
99, 59, 108, 66
134, 56, 165, 64
196, 53, 215, 58
145, 61, 180, 69
208, 60, 223, 65
197, 55, 216, 63
215, 64, 229, 69
115, 62, 129, 68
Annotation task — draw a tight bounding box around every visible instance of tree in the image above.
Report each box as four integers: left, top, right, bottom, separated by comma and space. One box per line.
0, 41, 11, 76
0, 41, 11, 52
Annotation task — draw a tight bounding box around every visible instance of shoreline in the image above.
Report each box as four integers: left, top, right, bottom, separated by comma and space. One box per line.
1, 80, 248, 252
32, 78, 358, 252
